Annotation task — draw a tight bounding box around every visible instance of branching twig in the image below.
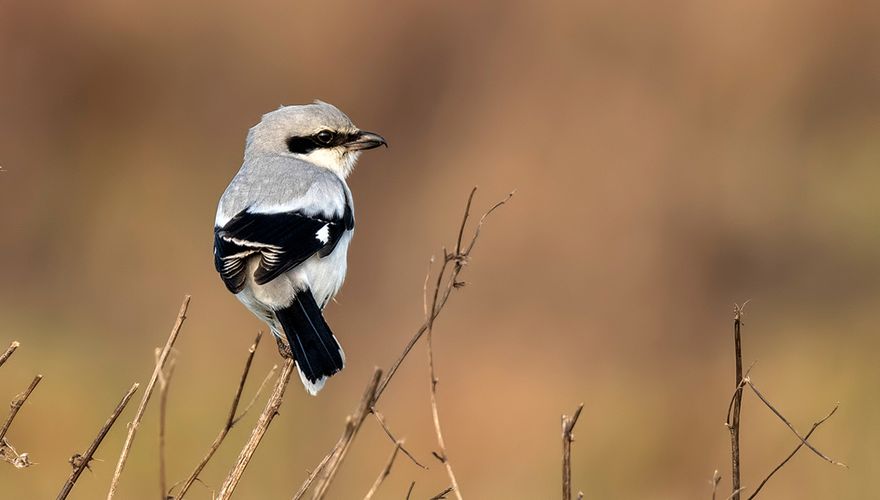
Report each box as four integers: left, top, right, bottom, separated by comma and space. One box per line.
425, 257, 463, 500
173, 332, 267, 499
0, 375, 42, 444
374, 188, 513, 400
562, 403, 584, 500
294, 188, 512, 499
363, 441, 402, 500
107, 295, 191, 500
57, 383, 140, 500
217, 358, 295, 500
0, 341, 20, 369
719, 302, 844, 499
309, 368, 383, 500
747, 403, 839, 499
726, 303, 746, 500
291, 369, 382, 499
744, 380, 846, 468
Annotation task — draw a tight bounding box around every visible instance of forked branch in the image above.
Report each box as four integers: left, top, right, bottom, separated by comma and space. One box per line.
294, 188, 513, 499
747, 404, 839, 499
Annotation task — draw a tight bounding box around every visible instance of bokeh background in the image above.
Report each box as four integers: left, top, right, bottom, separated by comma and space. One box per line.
1, 0, 878, 498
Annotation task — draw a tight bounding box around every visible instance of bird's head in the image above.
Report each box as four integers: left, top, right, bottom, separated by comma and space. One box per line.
245, 100, 387, 178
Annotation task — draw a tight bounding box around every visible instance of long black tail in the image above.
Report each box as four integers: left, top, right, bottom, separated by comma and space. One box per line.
274, 289, 345, 395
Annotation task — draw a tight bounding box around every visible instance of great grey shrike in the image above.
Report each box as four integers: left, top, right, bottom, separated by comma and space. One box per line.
213, 101, 386, 395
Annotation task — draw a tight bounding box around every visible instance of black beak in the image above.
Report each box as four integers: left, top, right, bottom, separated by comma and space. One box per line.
346, 130, 388, 151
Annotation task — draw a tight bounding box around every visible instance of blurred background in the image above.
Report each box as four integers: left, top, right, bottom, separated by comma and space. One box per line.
1, 0, 878, 498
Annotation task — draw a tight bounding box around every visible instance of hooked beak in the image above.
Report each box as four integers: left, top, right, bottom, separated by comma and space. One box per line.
345, 130, 388, 151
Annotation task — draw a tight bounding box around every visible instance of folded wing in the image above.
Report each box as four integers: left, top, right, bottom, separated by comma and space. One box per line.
213, 205, 353, 293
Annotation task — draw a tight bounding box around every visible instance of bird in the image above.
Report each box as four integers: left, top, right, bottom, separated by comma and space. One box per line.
213, 101, 386, 395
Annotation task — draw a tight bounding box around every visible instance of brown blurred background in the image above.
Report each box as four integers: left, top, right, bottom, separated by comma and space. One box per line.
1, 0, 878, 498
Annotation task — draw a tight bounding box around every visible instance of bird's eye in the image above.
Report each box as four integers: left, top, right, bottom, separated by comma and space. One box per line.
316, 130, 334, 144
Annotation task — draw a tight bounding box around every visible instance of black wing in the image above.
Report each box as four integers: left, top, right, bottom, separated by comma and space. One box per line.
213, 205, 354, 293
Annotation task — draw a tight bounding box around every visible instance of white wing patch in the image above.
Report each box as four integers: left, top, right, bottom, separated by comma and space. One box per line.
315, 224, 330, 244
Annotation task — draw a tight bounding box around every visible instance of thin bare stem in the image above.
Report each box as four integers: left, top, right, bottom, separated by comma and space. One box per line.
57, 383, 140, 500
429, 486, 455, 500
292, 452, 333, 500
107, 295, 191, 500
370, 409, 427, 469
294, 189, 513, 499
745, 380, 846, 468
292, 369, 382, 500
174, 332, 265, 499
726, 488, 746, 500
425, 255, 463, 500
374, 188, 514, 400
363, 441, 402, 500
727, 303, 746, 500
406, 481, 415, 499
310, 369, 383, 500
217, 358, 295, 500
711, 470, 721, 500
232, 366, 277, 426
0, 341, 20, 368
747, 403, 839, 499
0, 375, 42, 443
562, 403, 584, 500
158, 353, 177, 500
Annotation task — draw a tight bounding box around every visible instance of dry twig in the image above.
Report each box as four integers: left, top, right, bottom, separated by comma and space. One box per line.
217, 357, 295, 500
107, 295, 191, 500
363, 440, 403, 500
374, 188, 513, 400
710, 469, 721, 500
747, 404, 839, 499
562, 403, 584, 500
158, 352, 177, 500
308, 368, 383, 500
744, 380, 846, 468
294, 188, 512, 499
718, 302, 844, 499
0, 374, 42, 444
0, 341, 20, 368
57, 383, 140, 500
726, 303, 746, 500
371, 409, 426, 469
173, 332, 270, 499
429, 486, 455, 500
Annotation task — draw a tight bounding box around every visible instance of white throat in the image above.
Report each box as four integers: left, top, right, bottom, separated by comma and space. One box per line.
298, 148, 361, 179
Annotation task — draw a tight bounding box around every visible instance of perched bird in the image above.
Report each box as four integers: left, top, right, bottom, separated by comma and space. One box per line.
213, 101, 386, 395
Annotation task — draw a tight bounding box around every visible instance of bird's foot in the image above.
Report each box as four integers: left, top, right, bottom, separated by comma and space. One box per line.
274, 335, 294, 359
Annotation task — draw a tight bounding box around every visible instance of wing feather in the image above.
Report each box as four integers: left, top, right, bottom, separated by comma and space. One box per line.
213, 204, 352, 292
